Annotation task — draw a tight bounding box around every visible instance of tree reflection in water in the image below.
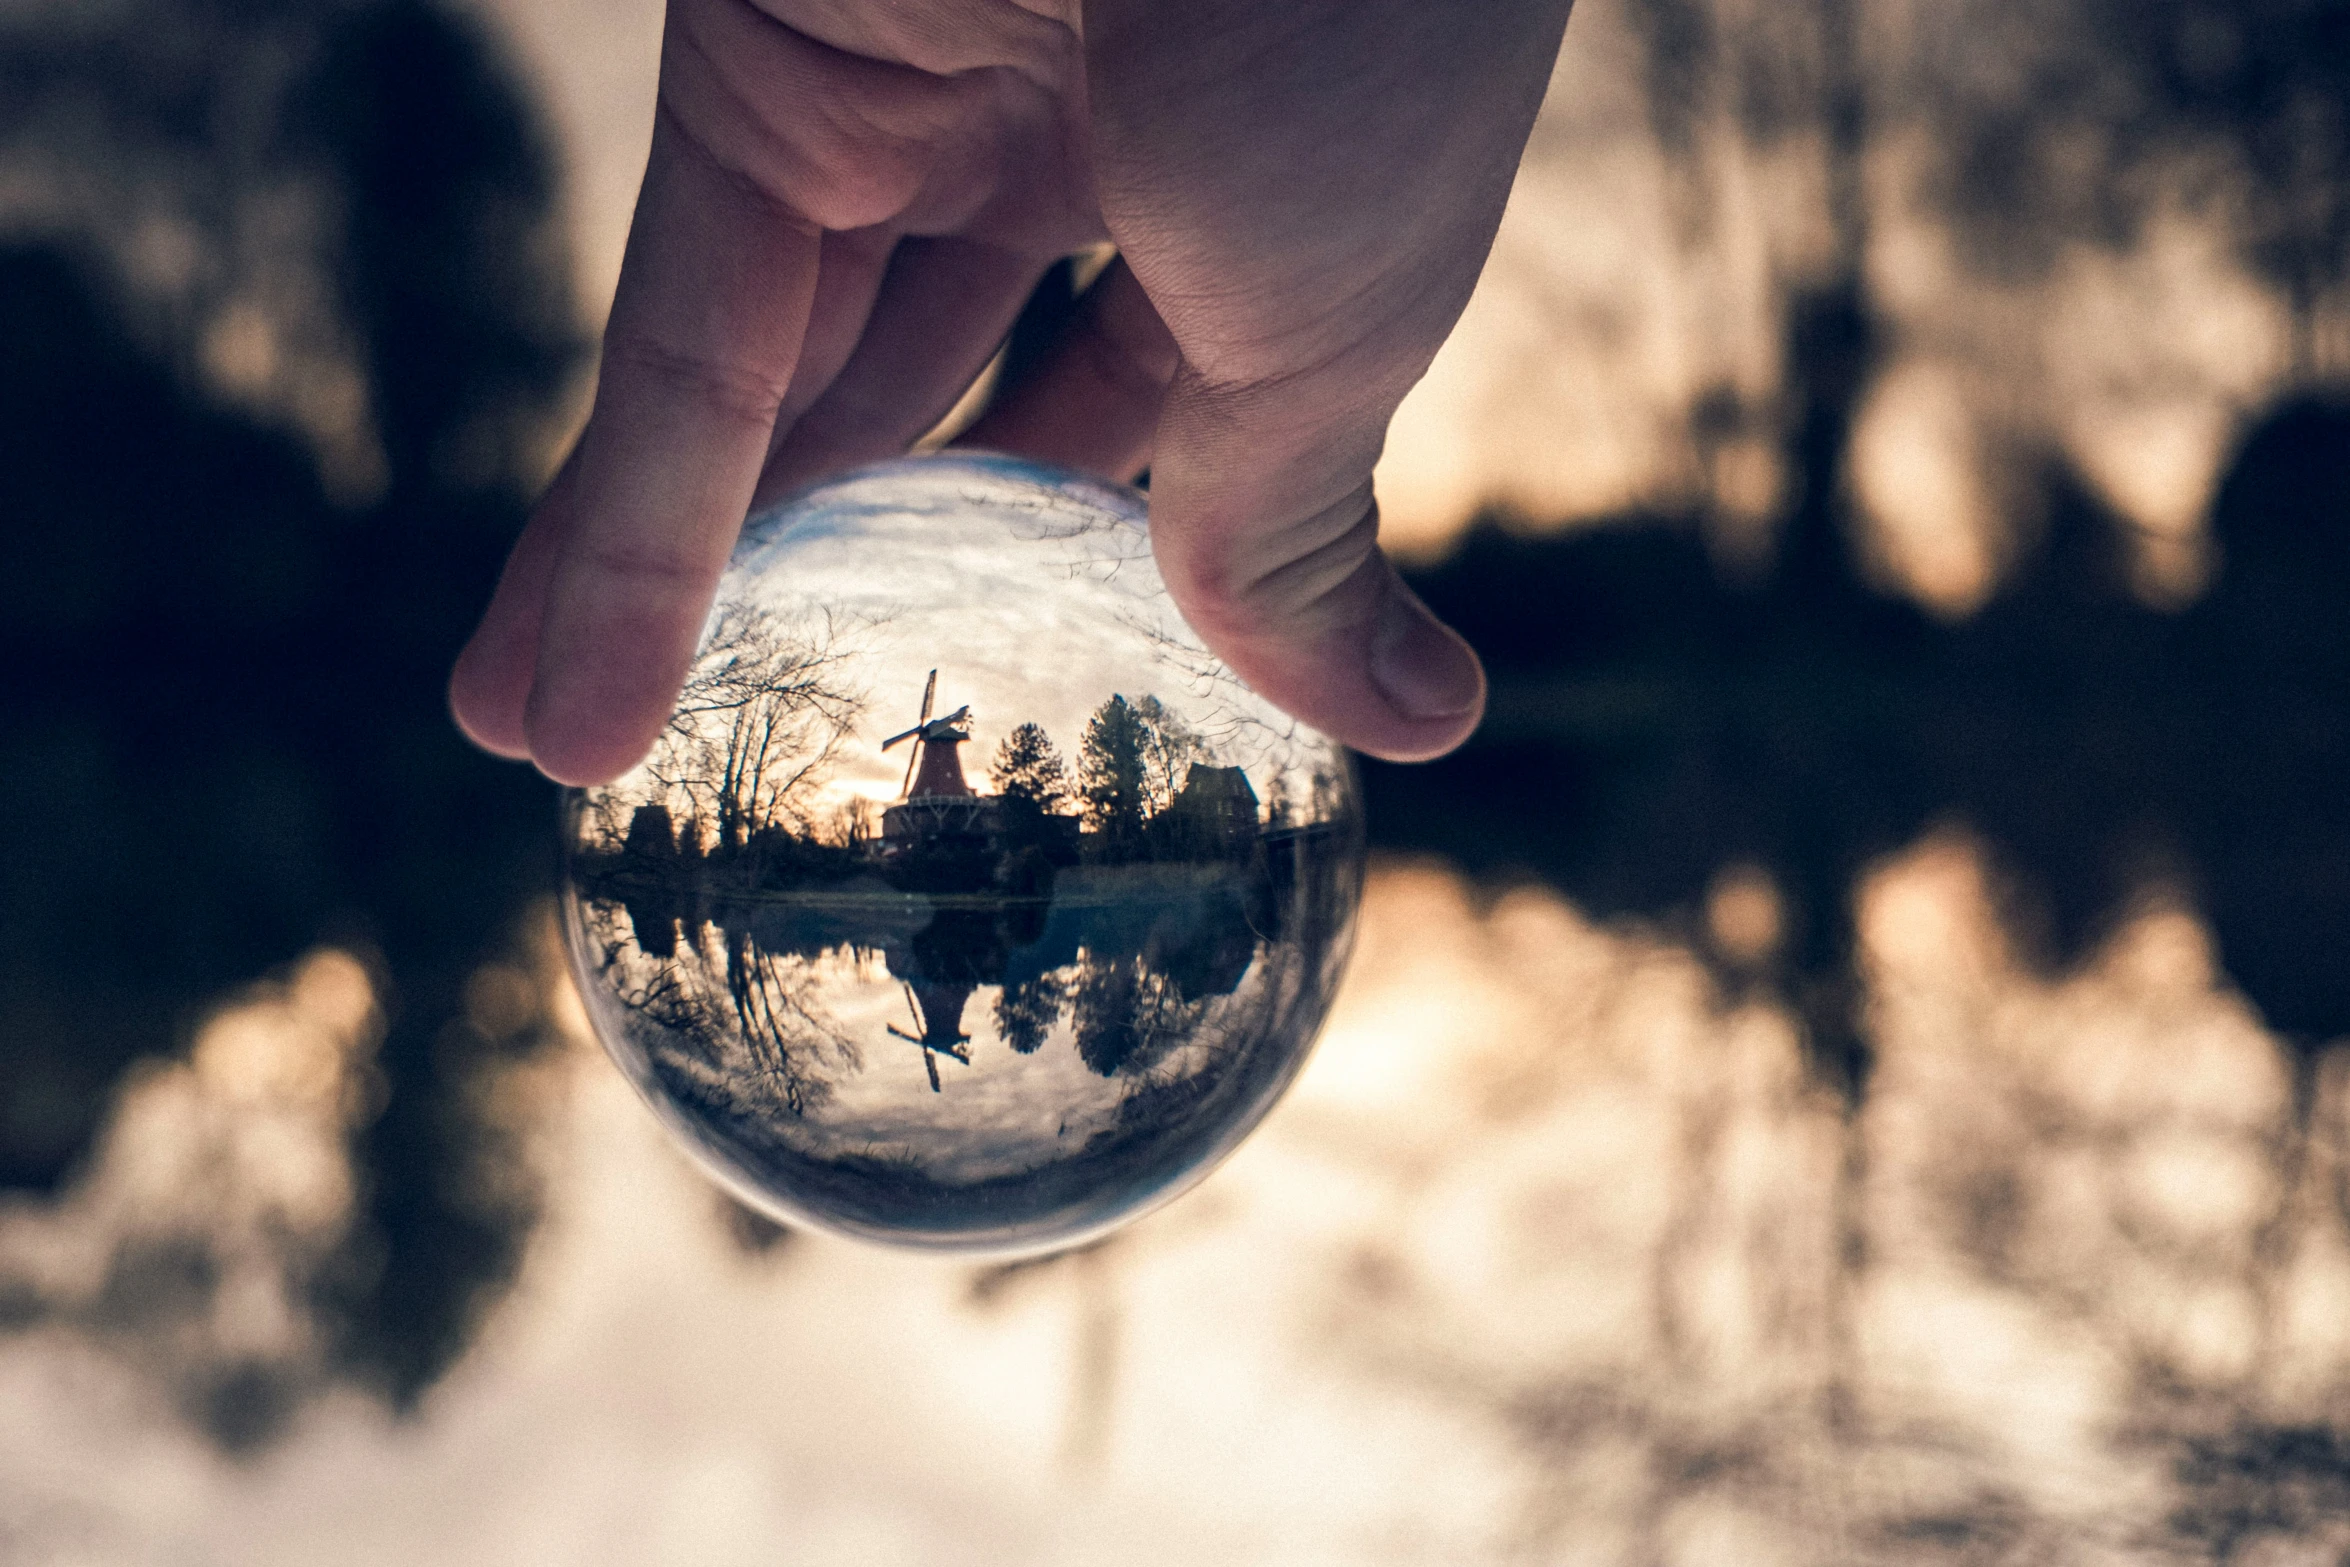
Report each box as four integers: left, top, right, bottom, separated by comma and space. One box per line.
561, 831, 1353, 1249
568, 779, 1359, 1248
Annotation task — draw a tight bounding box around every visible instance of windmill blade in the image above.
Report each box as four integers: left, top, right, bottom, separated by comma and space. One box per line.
886, 1023, 946, 1091
892, 674, 940, 795
900, 982, 926, 1037
905, 677, 937, 793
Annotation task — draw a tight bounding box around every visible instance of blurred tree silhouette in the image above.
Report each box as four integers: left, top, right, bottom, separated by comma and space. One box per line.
1353, 0, 2350, 1100
1369, 375, 2350, 1084
1914, 0, 2350, 364
1619, 0, 2350, 362
307, 0, 579, 497
0, 0, 579, 1422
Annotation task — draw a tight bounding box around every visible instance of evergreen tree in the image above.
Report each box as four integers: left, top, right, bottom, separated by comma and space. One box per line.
1079, 694, 1151, 855
1071, 954, 1145, 1075
994, 972, 1066, 1055
989, 722, 1070, 814
621, 802, 678, 862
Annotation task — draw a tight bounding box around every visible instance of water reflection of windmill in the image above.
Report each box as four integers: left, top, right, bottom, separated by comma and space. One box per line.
888, 979, 973, 1092
880, 669, 1002, 846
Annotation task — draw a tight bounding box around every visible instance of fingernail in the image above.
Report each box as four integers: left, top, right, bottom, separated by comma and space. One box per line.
1369, 580, 1484, 721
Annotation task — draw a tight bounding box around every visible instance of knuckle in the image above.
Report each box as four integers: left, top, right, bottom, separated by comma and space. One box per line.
773, 119, 930, 229
1160, 492, 1381, 638
668, 0, 964, 231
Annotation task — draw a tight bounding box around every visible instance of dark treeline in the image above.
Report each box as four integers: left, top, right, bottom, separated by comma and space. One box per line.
0, 0, 576, 1435
1370, 350, 2350, 1085
576, 686, 1290, 909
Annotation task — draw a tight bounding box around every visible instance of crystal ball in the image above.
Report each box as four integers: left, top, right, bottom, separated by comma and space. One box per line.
560, 453, 1365, 1254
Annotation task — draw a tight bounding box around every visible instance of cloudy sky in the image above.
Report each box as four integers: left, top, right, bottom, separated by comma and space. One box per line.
680, 453, 1329, 815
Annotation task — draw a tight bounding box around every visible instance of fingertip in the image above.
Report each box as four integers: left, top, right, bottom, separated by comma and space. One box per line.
1143, 473, 1483, 762
520, 687, 665, 789
520, 565, 715, 787
1362, 575, 1486, 759
1198, 635, 1483, 766
447, 645, 536, 762
449, 581, 548, 760
1347, 704, 1484, 764
1176, 584, 1486, 769
520, 612, 695, 786
1322, 636, 1485, 764
452, 446, 584, 763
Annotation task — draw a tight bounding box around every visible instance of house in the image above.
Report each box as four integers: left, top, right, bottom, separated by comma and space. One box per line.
1155, 765, 1260, 858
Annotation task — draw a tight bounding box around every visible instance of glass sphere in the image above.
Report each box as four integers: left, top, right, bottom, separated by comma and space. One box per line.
560, 453, 1365, 1255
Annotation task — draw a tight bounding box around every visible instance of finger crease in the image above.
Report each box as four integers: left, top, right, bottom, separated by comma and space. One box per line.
575, 537, 722, 591
1228, 504, 1380, 622
602, 328, 792, 424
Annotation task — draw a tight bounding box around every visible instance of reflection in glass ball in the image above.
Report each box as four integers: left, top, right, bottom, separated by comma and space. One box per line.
560, 453, 1365, 1254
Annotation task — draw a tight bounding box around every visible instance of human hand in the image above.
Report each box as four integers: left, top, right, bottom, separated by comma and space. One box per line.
449, 0, 1574, 785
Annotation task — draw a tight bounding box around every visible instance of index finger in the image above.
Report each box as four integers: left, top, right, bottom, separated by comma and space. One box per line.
517, 107, 823, 786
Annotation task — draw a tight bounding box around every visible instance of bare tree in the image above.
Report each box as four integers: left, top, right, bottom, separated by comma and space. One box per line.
642, 606, 866, 852
820, 795, 880, 849
579, 897, 858, 1119
1132, 695, 1205, 817
717, 929, 860, 1114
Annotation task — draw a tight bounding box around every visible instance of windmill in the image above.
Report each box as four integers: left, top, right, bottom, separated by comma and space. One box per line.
880, 669, 975, 800
887, 979, 973, 1092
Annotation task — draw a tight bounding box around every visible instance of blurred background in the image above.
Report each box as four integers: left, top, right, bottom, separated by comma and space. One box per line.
2, 0, 2348, 1559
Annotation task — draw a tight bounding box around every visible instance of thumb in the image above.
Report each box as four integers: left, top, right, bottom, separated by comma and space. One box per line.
1145, 362, 1484, 763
